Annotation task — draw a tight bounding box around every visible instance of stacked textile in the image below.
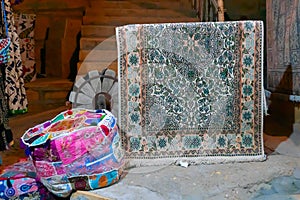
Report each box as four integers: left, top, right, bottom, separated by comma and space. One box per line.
0, 108, 124, 198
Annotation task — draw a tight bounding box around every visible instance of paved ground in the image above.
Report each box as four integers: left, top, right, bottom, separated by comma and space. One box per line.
5, 106, 300, 200
89, 155, 300, 200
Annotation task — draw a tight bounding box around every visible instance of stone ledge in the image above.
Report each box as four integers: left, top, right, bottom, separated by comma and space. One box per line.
25, 78, 73, 101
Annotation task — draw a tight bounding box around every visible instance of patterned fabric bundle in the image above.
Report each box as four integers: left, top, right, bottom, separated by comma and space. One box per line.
0, 67, 13, 151
21, 108, 124, 197
0, 37, 10, 64
0, 160, 55, 199
1, 0, 28, 114
0, 0, 11, 64
14, 13, 36, 83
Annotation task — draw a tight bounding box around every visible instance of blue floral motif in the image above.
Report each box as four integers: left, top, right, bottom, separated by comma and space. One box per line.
129, 83, 140, 97
243, 55, 253, 67
242, 110, 252, 121
129, 112, 140, 123
130, 137, 141, 151
129, 54, 139, 66
217, 135, 227, 148
242, 134, 253, 148
157, 137, 167, 149
243, 85, 253, 96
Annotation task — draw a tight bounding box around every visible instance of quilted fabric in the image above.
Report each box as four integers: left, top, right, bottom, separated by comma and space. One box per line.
21, 109, 124, 197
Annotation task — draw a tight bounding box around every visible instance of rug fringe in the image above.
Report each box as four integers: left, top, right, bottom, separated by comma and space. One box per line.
124, 155, 267, 168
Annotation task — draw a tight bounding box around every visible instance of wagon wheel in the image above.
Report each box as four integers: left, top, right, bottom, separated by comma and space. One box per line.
68, 69, 119, 118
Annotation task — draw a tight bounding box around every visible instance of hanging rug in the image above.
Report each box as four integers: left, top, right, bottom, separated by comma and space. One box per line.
116, 21, 265, 166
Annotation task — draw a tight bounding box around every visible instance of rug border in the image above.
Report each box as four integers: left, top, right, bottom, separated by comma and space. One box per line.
116, 26, 122, 127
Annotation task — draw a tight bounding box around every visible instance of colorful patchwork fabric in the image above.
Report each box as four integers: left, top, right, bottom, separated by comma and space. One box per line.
116, 21, 265, 166
21, 108, 124, 197
0, 160, 55, 200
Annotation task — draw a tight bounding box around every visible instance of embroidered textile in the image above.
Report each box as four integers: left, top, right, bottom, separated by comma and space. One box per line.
0, 68, 13, 151
21, 108, 124, 197
14, 13, 36, 83
0, 0, 10, 65
1, 0, 28, 114
116, 21, 265, 166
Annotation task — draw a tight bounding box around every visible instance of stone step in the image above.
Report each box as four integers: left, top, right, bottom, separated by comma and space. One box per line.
79, 49, 118, 62
83, 15, 199, 25
85, 8, 194, 18
80, 37, 117, 50
25, 78, 73, 103
77, 61, 118, 76
81, 25, 116, 37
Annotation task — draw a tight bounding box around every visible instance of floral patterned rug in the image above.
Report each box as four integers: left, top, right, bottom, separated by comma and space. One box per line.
116, 21, 265, 166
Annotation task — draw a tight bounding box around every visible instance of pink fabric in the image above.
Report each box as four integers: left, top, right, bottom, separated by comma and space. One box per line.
34, 161, 56, 178
54, 126, 105, 165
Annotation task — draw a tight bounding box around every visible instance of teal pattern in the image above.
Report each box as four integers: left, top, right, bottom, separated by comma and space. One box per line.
117, 21, 264, 162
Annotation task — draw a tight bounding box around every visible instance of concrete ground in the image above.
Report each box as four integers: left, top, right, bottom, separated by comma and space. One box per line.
5, 105, 300, 200
89, 155, 300, 200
